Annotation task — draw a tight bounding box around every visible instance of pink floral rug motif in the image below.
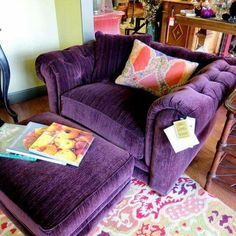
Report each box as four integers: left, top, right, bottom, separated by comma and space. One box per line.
0, 176, 235, 236
0, 213, 22, 236
90, 176, 236, 236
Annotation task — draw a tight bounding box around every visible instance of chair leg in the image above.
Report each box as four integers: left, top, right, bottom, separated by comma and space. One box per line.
0, 118, 4, 126
0, 46, 18, 123
205, 111, 235, 190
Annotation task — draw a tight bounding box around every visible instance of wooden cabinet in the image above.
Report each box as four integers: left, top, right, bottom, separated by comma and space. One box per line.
160, 0, 195, 48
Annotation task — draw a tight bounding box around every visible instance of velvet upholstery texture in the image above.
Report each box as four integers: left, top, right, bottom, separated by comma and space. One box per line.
145, 59, 236, 193
35, 42, 95, 113
61, 81, 155, 158
92, 31, 152, 82
36, 37, 236, 195
0, 113, 134, 236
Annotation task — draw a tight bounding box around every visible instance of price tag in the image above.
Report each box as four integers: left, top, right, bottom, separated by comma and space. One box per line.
169, 17, 175, 26
173, 119, 190, 139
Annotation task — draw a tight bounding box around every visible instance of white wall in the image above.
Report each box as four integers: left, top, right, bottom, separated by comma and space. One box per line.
0, 0, 60, 93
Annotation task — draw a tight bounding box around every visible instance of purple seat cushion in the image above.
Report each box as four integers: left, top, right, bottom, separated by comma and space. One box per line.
61, 82, 156, 158
0, 113, 134, 236
92, 31, 152, 82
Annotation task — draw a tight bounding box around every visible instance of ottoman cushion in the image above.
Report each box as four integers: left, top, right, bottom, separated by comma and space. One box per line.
0, 112, 134, 236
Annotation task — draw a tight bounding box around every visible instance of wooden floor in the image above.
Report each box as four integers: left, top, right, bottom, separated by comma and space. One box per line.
0, 96, 235, 211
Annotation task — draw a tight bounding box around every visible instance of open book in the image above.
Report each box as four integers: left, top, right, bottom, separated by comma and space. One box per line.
29, 122, 94, 167
7, 122, 66, 165
0, 123, 36, 161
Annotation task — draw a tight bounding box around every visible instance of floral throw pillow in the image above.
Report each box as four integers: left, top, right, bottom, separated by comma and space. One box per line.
115, 39, 199, 97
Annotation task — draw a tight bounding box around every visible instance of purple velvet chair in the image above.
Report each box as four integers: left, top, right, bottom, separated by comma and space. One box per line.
35, 31, 236, 195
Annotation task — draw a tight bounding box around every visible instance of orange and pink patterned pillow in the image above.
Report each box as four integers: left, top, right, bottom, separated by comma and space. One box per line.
115, 39, 199, 97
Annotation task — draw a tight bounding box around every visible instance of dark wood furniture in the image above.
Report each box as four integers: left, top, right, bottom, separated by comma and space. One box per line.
124, 17, 146, 35
0, 45, 18, 123
160, 0, 195, 48
205, 90, 236, 193
175, 14, 236, 35
175, 14, 235, 55
117, 0, 144, 23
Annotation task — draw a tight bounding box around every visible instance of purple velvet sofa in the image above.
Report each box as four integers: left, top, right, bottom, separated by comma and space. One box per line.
35, 31, 236, 195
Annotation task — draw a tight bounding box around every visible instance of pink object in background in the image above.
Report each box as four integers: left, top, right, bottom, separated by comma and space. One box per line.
94, 11, 124, 35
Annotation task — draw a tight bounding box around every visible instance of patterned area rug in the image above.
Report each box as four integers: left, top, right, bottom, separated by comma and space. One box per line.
1, 176, 235, 236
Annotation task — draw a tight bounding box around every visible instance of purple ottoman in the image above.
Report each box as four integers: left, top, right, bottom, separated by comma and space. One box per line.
0, 112, 134, 235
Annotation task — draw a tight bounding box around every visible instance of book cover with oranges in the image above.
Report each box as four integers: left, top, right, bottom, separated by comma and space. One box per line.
29, 122, 94, 167
7, 122, 66, 165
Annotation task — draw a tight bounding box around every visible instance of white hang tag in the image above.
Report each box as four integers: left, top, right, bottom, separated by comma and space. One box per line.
164, 117, 199, 153
169, 17, 175, 26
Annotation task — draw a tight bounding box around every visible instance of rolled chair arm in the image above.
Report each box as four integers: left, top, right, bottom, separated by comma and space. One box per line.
35, 42, 95, 113
145, 59, 236, 195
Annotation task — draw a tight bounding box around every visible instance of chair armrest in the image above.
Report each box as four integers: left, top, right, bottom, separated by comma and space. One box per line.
145, 59, 236, 195
35, 42, 95, 113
